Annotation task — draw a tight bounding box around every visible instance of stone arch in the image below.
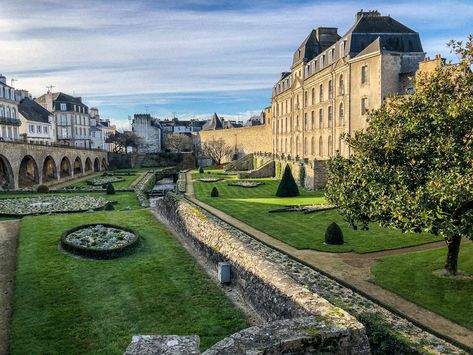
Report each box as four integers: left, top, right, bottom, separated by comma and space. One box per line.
73, 157, 83, 175
42, 156, 57, 182
85, 157, 92, 172
0, 154, 14, 190
19, 155, 39, 187
101, 158, 107, 171
94, 157, 100, 172
60, 157, 72, 178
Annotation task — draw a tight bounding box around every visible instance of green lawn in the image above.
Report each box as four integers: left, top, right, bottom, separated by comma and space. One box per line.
0, 192, 140, 211
67, 174, 141, 190
10, 210, 248, 354
191, 168, 238, 180
371, 242, 473, 329
193, 178, 440, 253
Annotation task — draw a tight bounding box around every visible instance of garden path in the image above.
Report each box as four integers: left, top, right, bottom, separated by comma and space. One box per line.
0, 220, 19, 355
185, 172, 473, 349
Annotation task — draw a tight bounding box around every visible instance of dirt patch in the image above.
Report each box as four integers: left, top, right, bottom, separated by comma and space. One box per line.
432, 269, 473, 281
0, 220, 20, 355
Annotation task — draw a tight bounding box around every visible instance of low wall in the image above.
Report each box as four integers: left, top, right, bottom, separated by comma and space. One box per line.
154, 194, 370, 354
199, 125, 272, 163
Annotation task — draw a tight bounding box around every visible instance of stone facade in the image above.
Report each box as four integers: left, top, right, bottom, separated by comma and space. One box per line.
199, 124, 273, 163
0, 141, 107, 190
0, 75, 20, 141
154, 194, 370, 354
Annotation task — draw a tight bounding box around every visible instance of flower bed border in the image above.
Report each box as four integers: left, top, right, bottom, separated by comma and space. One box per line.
86, 176, 126, 186
0, 196, 112, 218
196, 178, 224, 183
268, 205, 335, 214
60, 223, 140, 259
227, 181, 265, 188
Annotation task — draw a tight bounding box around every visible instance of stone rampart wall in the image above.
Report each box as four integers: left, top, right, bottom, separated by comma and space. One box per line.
155, 194, 370, 354
199, 125, 272, 163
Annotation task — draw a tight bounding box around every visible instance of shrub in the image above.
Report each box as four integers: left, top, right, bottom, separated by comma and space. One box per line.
299, 164, 306, 187
36, 185, 49, 193
199, 166, 204, 174
105, 202, 115, 211
106, 183, 115, 195
276, 165, 300, 197
325, 222, 344, 245
210, 187, 219, 197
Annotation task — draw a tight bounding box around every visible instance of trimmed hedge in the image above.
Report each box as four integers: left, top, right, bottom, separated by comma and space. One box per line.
325, 222, 344, 245
210, 187, 219, 197
36, 185, 50, 193
60, 223, 140, 259
276, 165, 300, 197
106, 183, 115, 195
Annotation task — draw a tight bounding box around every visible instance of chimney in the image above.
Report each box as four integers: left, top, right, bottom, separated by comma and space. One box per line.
0, 75, 6, 84
356, 9, 381, 21
315, 27, 339, 49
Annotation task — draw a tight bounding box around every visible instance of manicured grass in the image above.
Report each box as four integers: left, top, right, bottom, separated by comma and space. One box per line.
371, 242, 473, 329
67, 174, 140, 189
0, 192, 140, 211
193, 178, 440, 253
191, 168, 237, 180
10, 210, 248, 354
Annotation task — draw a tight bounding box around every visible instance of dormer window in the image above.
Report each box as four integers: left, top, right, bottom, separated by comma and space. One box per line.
340, 40, 346, 57
298, 49, 301, 58
60, 103, 67, 111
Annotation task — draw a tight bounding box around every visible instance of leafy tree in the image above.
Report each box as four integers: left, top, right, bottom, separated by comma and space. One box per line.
326, 37, 473, 275
164, 133, 193, 152
200, 138, 233, 165
276, 165, 300, 197
106, 131, 143, 154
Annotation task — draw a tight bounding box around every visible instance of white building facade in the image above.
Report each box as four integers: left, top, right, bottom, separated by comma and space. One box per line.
132, 114, 161, 153
17, 90, 55, 144
0, 75, 20, 141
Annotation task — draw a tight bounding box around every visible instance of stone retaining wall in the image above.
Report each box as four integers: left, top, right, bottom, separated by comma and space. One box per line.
154, 193, 370, 354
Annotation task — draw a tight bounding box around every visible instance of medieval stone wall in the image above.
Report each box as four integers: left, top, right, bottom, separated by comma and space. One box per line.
154, 194, 370, 354
199, 124, 272, 163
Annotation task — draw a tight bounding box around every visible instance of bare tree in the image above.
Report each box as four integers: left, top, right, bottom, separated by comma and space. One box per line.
106, 131, 143, 153
200, 138, 233, 165
164, 133, 192, 152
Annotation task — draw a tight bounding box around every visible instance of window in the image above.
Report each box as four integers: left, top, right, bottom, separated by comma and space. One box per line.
361, 97, 368, 115
328, 106, 333, 128
29, 125, 35, 133
37, 125, 41, 133
319, 136, 323, 156
60, 103, 67, 111
361, 65, 369, 84
328, 80, 333, 99
43, 126, 48, 134
319, 108, 323, 128
304, 91, 308, 107
12, 109, 16, 119
320, 55, 324, 69
311, 137, 315, 155
304, 113, 308, 129
339, 103, 344, 126
339, 75, 344, 95
311, 111, 315, 129
328, 136, 333, 156
340, 41, 345, 57
311, 88, 315, 105
319, 84, 323, 102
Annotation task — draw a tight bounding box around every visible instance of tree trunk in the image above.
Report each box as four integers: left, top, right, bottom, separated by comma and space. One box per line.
444, 235, 462, 275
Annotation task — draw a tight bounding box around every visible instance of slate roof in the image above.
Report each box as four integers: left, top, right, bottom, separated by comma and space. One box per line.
202, 113, 224, 130
18, 97, 51, 123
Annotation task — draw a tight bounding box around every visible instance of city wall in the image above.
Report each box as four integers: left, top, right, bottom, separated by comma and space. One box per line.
199, 124, 272, 162
150, 193, 370, 354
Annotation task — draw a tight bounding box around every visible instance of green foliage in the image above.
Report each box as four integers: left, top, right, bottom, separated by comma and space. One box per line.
299, 164, 306, 187
325, 222, 344, 245
210, 186, 219, 197
199, 166, 204, 174
326, 37, 473, 273
106, 182, 115, 195
276, 165, 300, 197
36, 185, 49, 193
275, 161, 282, 179
105, 202, 115, 211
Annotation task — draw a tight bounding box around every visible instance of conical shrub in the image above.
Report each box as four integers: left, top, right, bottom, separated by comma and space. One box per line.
199, 166, 204, 174
276, 165, 299, 197
106, 182, 115, 195
325, 222, 344, 245
210, 187, 219, 197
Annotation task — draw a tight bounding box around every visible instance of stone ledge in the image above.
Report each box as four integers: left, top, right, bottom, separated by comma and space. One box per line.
124, 335, 200, 355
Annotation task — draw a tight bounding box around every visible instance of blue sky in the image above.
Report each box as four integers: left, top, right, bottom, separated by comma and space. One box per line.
1, 0, 472, 129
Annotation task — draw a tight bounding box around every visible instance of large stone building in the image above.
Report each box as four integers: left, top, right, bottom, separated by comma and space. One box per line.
271, 10, 424, 160
35, 91, 92, 148
131, 114, 162, 153
89, 108, 116, 151
0, 75, 20, 141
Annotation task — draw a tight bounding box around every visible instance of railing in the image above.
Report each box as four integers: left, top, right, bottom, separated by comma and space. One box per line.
0, 138, 106, 152
0, 116, 21, 126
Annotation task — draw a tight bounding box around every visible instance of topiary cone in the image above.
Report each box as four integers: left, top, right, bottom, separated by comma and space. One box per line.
210, 186, 219, 197
106, 182, 115, 195
276, 165, 300, 197
325, 222, 344, 245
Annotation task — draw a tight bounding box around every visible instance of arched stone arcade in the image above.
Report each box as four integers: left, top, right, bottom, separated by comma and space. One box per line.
0, 155, 14, 190
0, 142, 108, 189
18, 155, 39, 188
42, 156, 57, 182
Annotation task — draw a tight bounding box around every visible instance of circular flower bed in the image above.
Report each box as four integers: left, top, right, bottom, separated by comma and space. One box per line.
86, 176, 125, 186
61, 224, 139, 259
228, 181, 265, 188
0, 196, 109, 216
197, 178, 223, 183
